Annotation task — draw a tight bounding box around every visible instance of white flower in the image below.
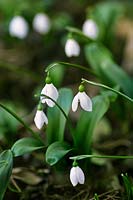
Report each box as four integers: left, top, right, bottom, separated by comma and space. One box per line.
82, 19, 99, 39
70, 166, 85, 186
9, 16, 29, 39
72, 91, 92, 112
41, 83, 58, 107
34, 110, 48, 129
65, 38, 80, 57
33, 13, 51, 34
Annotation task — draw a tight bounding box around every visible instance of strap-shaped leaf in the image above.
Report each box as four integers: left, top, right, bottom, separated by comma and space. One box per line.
85, 43, 133, 98
121, 174, 133, 200
46, 88, 73, 144
0, 150, 13, 200
11, 137, 44, 157
46, 141, 72, 166
75, 93, 110, 154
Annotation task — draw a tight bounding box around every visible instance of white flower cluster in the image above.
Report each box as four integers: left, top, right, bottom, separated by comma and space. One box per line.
65, 18, 99, 57
9, 13, 51, 39
34, 76, 59, 129
34, 78, 92, 130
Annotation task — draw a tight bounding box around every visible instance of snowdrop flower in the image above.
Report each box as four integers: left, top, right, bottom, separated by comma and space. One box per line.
72, 84, 92, 112
82, 19, 99, 39
70, 161, 85, 187
65, 38, 80, 57
34, 103, 48, 129
9, 16, 29, 39
41, 76, 58, 107
33, 13, 51, 34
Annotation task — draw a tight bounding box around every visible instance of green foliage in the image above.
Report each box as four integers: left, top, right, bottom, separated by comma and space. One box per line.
46, 88, 73, 144
89, 2, 123, 28
0, 102, 19, 144
11, 137, 44, 157
0, 0, 47, 19
122, 174, 133, 200
45, 141, 72, 166
49, 64, 65, 87
85, 43, 133, 98
0, 150, 13, 200
75, 90, 117, 154
0, 0, 133, 198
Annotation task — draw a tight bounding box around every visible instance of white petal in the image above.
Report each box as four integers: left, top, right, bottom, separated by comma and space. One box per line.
76, 166, 85, 184
65, 39, 80, 57
41, 83, 58, 107
9, 16, 29, 39
82, 19, 99, 39
40, 84, 48, 104
34, 110, 48, 129
33, 13, 51, 34
79, 92, 92, 112
72, 93, 80, 112
70, 167, 78, 187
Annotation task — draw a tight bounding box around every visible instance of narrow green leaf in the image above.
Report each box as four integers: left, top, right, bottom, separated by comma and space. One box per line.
46, 88, 73, 144
85, 43, 133, 98
0, 150, 13, 200
121, 174, 133, 200
75, 92, 110, 154
46, 141, 72, 166
11, 137, 44, 157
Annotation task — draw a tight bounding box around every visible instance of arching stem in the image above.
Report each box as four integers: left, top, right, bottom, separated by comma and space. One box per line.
35, 94, 76, 144
45, 61, 97, 76
0, 103, 43, 143
70, 154, 133, 161
82, 78, 133, 103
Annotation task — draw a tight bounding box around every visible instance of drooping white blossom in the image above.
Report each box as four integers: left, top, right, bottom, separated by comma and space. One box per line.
34, 110, 48, 129
72, 91, 92, 112
70, 166, 85, 187
9, 16, 29, 39
65, 38, 80, 57
82, 19, 99, 39
33, 13, 51, 34
41, 83, 59, 107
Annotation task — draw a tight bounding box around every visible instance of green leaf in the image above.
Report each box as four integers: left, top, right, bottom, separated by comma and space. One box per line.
88, 2, 124, 42
49, 64, 65, 87
85, 43, 133, 98
0, 102, 19, 142
11, 137, 44, 157
90, 2, 123, 27
46, 141, 72, 166
75, 92, 110, 154
46, 88, 73, 144
0, 150, 13, 200
121, 174, 133, 200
